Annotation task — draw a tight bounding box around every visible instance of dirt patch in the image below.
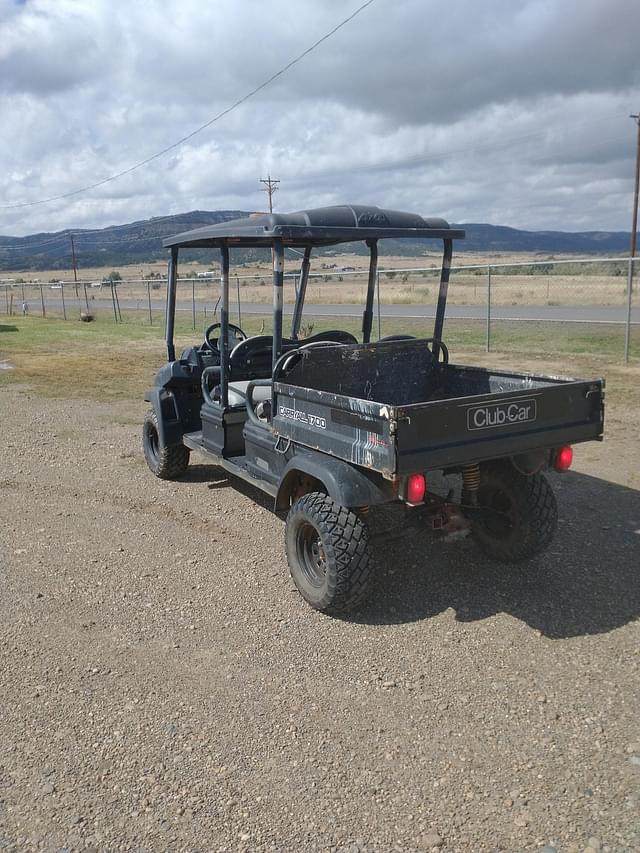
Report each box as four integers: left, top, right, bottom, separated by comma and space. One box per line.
0, 375, 639, 852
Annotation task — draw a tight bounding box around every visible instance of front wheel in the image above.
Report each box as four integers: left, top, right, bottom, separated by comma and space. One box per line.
285, 493, 373, 614
472, 462, 558, 562
143, 409, 190, 480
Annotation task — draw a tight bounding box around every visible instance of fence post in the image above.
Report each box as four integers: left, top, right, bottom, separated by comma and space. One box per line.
376, 271, 381, 339
110, 282, 118, 323
624, 256, 634, 363
61, 282, 67, 320
236, 275, 242, 328
114, 283, 122, 321
39, 283, 46, 318
147, 280, 153, 325
486, 265, 492, 352
191, 279, 196, 331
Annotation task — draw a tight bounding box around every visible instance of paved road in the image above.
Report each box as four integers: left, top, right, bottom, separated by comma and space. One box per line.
235, 302, 640, 324
41, 297, 640, 324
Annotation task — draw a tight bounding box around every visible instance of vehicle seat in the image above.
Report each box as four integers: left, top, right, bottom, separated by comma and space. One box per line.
227, 380, 272, 408
210, 379, 272, 408
228, 332, 357, 382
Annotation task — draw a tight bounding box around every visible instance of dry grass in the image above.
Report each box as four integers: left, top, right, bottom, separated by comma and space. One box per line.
2, 315, 638, 404
4, 249, 632, 306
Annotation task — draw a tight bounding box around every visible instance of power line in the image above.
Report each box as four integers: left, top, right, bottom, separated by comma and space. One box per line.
1, 0, 376, 211
0, 110, 629, 256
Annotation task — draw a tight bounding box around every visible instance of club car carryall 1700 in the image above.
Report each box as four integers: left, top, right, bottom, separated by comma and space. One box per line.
143, 205, 604, 614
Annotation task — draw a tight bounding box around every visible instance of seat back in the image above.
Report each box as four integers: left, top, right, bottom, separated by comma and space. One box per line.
228, 330, 359, 381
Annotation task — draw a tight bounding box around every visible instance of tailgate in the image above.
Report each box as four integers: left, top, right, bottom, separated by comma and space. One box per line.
395, 378, 604, 473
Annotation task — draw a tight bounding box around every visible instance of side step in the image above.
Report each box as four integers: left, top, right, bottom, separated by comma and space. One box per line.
182, 431, 277, 498
183, 430, 203, 450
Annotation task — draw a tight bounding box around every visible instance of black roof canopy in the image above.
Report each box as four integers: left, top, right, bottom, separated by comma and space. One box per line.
163, 205, 465, 249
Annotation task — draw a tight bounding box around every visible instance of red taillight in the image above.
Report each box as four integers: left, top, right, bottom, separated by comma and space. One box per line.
554, 446, 573, 472
406, 473, 426, 504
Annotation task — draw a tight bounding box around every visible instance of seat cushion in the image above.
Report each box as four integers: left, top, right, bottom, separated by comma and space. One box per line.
227, 380, 272, 407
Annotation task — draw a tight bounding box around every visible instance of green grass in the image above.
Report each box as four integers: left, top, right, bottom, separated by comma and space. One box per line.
0, 312, 637, 401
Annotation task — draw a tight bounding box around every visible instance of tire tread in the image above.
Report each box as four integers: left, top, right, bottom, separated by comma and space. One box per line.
143, 409, 190, 480
473, 462, 558, 562
285, 492, 373, 614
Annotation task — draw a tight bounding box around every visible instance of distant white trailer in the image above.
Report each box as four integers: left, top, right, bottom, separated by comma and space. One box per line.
196, 271, 215, 279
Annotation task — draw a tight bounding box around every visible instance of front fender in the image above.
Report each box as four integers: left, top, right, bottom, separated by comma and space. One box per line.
143, 388, 183, 447
275, 449, 395, 512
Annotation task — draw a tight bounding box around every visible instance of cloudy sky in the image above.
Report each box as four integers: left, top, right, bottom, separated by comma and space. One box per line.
1, 0, 639, 237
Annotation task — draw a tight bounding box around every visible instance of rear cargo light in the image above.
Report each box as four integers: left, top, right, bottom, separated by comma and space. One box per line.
406, 473, 426, 504
553, 445, 573, 472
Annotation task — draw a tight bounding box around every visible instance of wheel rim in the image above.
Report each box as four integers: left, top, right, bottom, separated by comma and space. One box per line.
146, 421, 159, 464
295, 521, 327, 588
478, 486, 514, 539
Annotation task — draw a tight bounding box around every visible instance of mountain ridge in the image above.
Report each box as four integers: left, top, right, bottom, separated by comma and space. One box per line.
0, 210, 632, 271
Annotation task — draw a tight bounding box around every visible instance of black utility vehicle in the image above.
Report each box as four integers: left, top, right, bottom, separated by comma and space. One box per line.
143, 206, 604, 614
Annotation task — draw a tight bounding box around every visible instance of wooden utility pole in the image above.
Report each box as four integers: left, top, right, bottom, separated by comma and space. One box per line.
630, 113, 640, 259
260, 175, 280, 213
624, 112, 639, 363
70, 233, 79, 298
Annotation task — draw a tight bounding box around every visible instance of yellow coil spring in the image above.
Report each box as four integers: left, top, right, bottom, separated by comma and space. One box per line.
462, 463, 481, 493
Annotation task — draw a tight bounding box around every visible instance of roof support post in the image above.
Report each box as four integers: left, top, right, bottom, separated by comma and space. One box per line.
362, 239, 378, 343
433, 238, 453, 343
219, 246, 230, 409
272, 238, 285, 369
165, 247, 178, 361
291, 246, 311, 339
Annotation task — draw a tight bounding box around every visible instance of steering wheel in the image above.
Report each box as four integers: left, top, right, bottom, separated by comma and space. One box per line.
203, 322, 247, 353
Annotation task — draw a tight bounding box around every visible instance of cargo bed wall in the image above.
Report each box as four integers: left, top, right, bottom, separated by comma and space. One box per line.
272, 382, 395, 476
274, 339, 569, 407
395, 378, 604, 472
276, 339, 443, 405
272, 339, 604, 476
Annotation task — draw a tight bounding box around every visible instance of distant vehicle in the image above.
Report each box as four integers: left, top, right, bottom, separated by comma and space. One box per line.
196, 271, 215, 279
49, 284, 62, 290
90, 282, 102, 288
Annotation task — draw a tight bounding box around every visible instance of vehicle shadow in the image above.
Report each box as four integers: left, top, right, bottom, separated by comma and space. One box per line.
351, 471, 640, 639
183, 463, 274, 510
182, 464, 229, 484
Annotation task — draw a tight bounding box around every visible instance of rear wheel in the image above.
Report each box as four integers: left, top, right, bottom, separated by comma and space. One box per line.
285, 492, 373, 614
143, 409, 190, 480
472, 462, 557, 562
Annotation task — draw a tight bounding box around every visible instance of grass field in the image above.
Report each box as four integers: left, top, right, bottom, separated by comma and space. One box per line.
2, 250, 636, 311
1, 315, 638, 404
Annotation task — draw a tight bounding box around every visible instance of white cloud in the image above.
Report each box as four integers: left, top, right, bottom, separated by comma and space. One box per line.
1, 0, 639, 237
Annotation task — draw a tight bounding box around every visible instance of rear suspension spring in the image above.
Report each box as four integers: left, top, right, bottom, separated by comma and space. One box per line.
461, 463, 481, 505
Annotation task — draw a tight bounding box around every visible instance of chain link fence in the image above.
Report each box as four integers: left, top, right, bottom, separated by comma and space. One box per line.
2, 257, 638, 362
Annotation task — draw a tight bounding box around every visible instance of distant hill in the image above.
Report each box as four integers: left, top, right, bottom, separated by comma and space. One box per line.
457, 223, 631, 254
0, 210, 631, 272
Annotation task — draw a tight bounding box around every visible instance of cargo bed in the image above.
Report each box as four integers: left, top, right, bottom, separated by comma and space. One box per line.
273, 339, 604, 476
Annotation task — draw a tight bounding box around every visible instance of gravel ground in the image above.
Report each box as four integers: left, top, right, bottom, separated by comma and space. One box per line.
0, 386, 639, 853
